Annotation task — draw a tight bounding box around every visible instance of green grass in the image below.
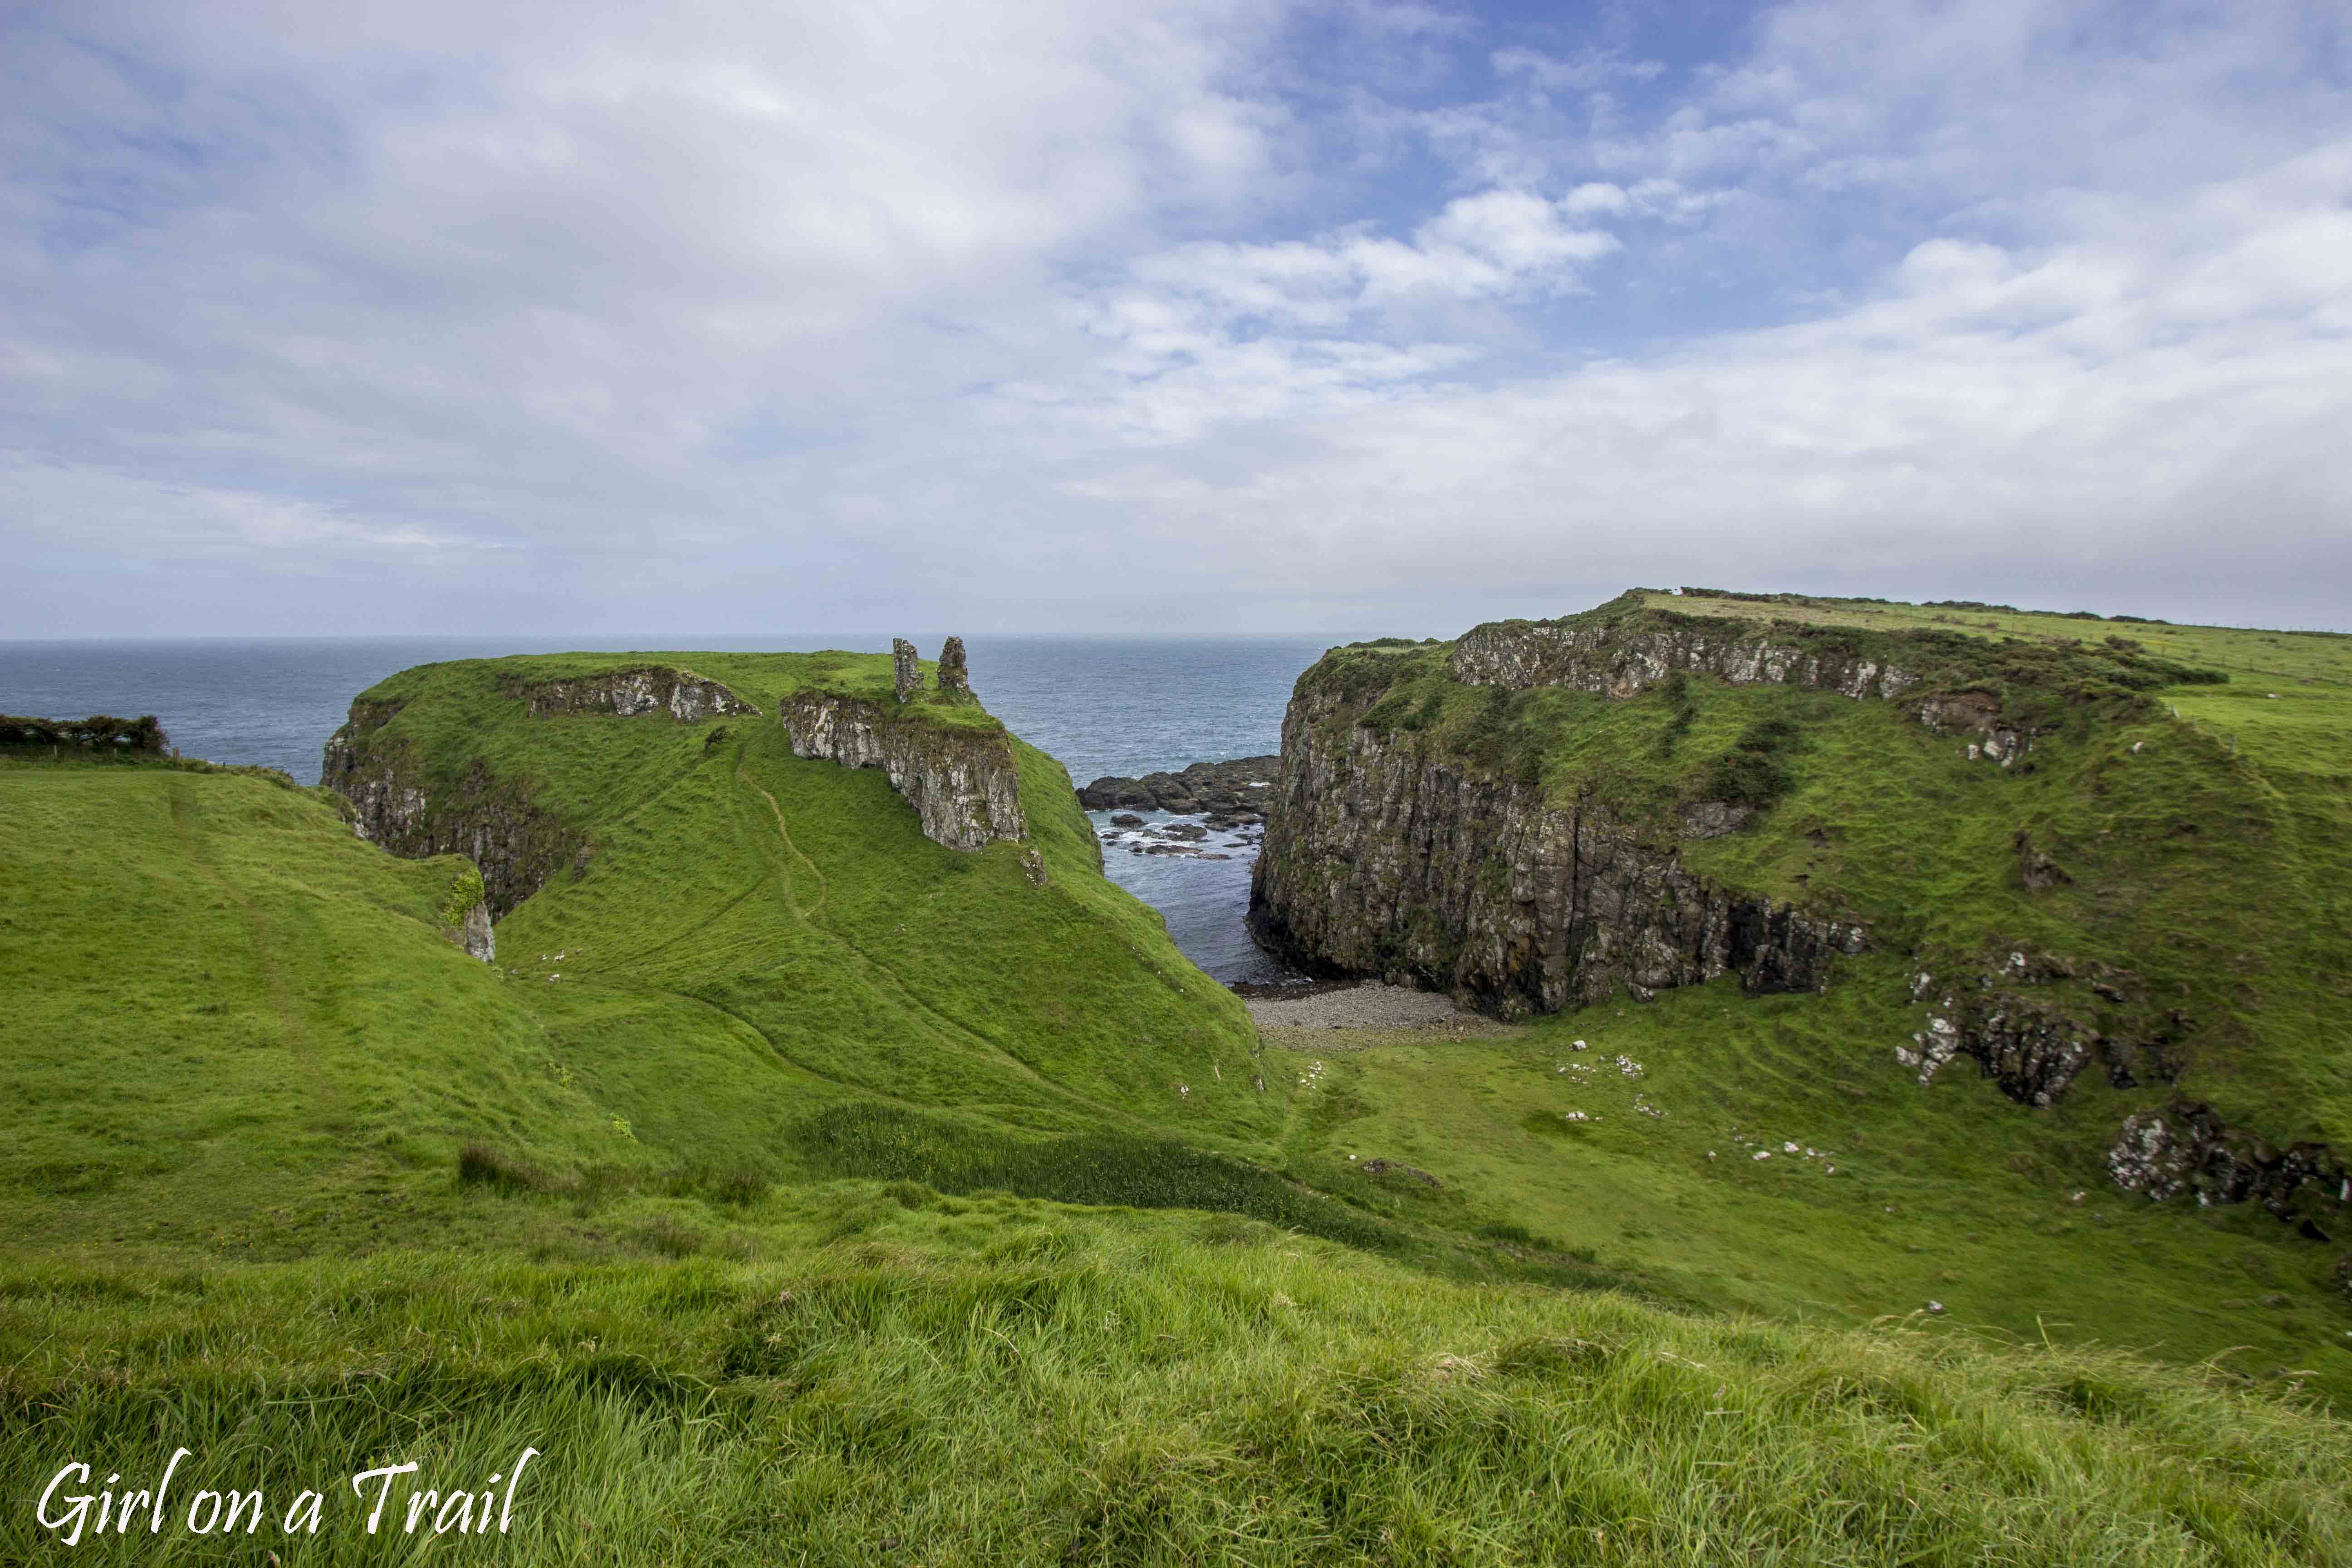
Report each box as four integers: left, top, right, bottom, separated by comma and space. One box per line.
6, 630, 2352, 1560
1259, 977, 2352, 1401
5, 1195, 2350, 1565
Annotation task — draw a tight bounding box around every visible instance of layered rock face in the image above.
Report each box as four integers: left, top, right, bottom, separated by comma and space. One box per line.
1454, 616, 2038, 765
518, 666, 756, 722
782, 692, 1026, 851
1247, 682, 1863, 1015
1451, 618, 1921, 702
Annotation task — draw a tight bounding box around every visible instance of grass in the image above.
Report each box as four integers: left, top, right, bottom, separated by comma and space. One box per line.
5, 1196, 2350, 1565
1259, 980, 2352, 1399
1263, 590, 2352, 1396
5, 628, 2352, 1559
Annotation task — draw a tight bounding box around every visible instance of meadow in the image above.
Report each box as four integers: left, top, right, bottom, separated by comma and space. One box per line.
4, 616, 2351, 1562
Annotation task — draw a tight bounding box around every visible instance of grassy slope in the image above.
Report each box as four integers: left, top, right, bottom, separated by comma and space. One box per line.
5, 1199, 2349, 1566
7, 641, 2352, 1561
1260, 592, 2352, 1397
343, 650, 1274, 1156
0, 752, 644, 1257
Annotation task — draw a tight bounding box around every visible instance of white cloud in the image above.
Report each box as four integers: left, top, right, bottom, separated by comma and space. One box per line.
1, 0, 2347, 635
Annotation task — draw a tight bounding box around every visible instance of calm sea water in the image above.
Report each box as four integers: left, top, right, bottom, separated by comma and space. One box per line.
0, 635, 1331, 982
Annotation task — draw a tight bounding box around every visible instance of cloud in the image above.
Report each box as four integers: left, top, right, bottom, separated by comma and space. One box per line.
1, 0, 2347, 636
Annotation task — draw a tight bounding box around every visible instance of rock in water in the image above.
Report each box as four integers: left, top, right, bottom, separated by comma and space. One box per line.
893, 638, 921, 703
938, 637, 972, 701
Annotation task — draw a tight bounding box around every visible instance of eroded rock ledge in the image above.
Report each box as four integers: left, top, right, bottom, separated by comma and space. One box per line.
1247, 681, 1863, 1017
1451, 617, 1921, 703
781, 692, 1025, 852
516, 666, 757, 722
1452, 615, 2041, 764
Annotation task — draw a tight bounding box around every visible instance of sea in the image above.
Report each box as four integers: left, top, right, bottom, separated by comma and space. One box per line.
0, 635, 1335, 982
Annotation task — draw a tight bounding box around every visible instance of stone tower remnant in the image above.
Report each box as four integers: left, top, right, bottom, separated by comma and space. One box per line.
893, 637, 921, 703
938, 637, 972, 701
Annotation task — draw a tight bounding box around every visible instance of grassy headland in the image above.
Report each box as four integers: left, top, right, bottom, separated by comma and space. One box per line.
3, 629, 2351, 1562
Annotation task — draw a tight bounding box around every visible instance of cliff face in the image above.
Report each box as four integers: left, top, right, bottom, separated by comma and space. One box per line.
1451, 616, 2047, 764
323, 713, 588, 920
323, 666, 755, 917
1451, 617, 1920, 703
515, 666, 756, 722
1247, 678, 1864, 1015
781, 692, 1026, 851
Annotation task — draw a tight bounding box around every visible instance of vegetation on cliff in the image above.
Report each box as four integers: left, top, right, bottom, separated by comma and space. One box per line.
1246, 589, 2352, 1401
5, 618, 2352, 1560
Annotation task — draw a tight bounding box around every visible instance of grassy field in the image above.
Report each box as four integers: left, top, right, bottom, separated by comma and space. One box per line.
5, 628, 2352, 1560
5, 1195, 2350, 1565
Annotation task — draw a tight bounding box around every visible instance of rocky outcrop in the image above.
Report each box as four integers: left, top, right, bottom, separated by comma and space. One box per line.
517, 667, 755, 722
1896, 953, 2187, 1107
1078, 756, 1280, 818
1246, 684, 1863, 1016
894, 639, 922, 703
1898, 988, 2092, 1107
2109, 1102, 2346, 1237
1450, 612, 2046, 766
1451, 618, 1919, 703
1916, 691, 2031, 766
323, 723, 587, 919
781, 692, 1025, 851
461, 899, 496, 962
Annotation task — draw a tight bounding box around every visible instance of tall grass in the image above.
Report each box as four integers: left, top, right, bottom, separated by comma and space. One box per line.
4, 1204, 2347, 1564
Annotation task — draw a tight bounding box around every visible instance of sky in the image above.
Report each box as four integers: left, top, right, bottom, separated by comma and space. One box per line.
4, 0, 2348, 639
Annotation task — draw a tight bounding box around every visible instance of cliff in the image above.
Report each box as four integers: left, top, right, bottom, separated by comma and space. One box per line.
323, 665, 755, 916
1248, 671, 1864, 1014
781, 690, 1026, 851
323, 699, 587, 919
1249, 589, 2351, 1236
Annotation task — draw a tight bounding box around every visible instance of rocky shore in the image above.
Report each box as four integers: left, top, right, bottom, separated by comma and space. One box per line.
1077, 756, 1279, 824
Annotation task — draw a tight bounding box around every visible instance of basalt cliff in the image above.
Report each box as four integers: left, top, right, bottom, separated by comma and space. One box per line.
1247, 662, 1868, 1017
1247, 591, 2346, 1230
1248, 683, 1865, 1014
